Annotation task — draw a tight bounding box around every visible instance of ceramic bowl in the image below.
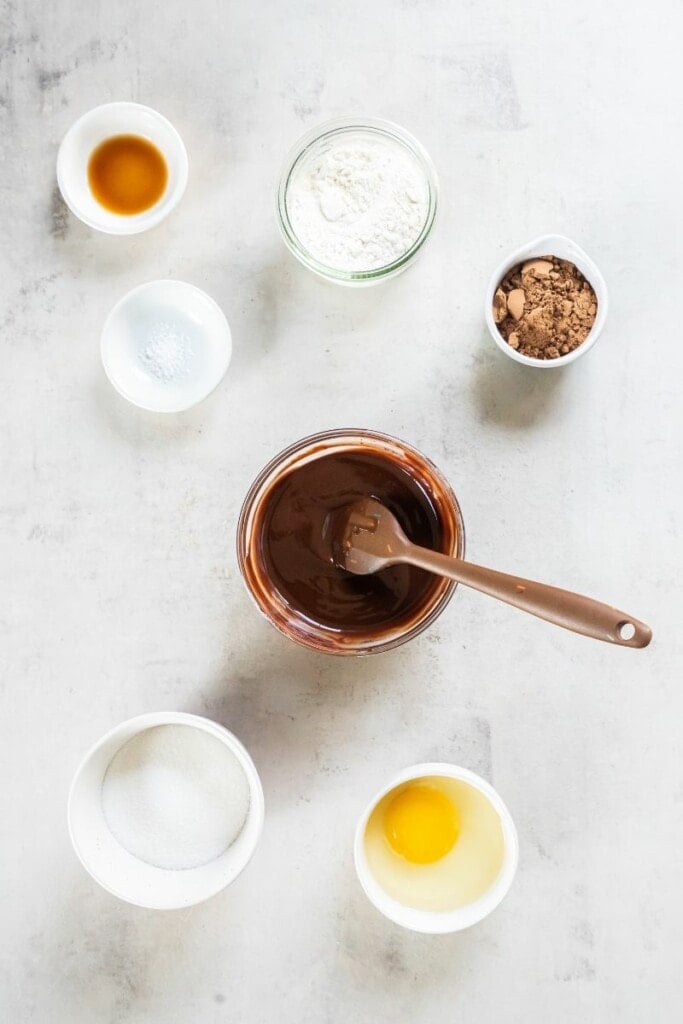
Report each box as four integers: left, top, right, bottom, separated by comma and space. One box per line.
100, 279, 232, 412
68, 712, 264, 909
485, 234, 608, 367
354, 763, 518, 933
57, 101, 188, 234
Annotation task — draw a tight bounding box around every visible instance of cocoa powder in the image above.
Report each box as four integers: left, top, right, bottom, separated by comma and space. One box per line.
493, 256, 597, 360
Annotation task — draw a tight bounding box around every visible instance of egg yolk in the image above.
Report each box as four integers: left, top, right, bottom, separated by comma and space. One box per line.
383, 785, 459, 864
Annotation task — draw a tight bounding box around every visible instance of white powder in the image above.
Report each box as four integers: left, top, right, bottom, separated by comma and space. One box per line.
139, 320, 194, 383
286, 131, 429, 272
102, 725, 250, 870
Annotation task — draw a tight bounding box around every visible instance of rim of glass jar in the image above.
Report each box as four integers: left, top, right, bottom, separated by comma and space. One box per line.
276, 117, 439, 285
236, 429, 465, 656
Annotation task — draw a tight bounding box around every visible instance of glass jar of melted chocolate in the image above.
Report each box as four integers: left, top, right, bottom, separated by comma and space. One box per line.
237, 430, 465, 655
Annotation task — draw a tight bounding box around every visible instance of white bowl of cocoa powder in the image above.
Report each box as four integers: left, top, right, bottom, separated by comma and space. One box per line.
485, 235, 608, 367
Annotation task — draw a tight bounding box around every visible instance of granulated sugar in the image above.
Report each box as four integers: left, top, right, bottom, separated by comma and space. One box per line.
102, 725, 250, 870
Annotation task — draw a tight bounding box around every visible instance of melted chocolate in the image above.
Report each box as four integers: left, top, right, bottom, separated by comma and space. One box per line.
259, 451, 443, 631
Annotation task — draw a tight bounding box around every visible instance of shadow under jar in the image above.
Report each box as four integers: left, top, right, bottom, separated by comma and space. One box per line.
237, 430, 464, 655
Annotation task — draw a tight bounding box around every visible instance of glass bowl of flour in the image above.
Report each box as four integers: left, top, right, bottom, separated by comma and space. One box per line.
277, 117, 438, 285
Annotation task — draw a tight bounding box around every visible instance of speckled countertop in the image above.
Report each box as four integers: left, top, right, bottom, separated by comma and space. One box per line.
1, 1, 682, 1021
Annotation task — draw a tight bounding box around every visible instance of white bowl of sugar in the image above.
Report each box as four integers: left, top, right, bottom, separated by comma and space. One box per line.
68, 712, 264, 909
101, 280, 232, 412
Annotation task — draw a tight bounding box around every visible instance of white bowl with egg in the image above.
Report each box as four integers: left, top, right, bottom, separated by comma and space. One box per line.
101, 279, 232, 412
57, 101, 188, 234
354, 763, 518, 933
485, 234, 608, 367
68, 712, 264, 909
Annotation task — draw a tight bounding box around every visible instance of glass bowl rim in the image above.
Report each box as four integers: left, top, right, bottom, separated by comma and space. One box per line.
276, 117, 439, 284
236, 428, 465, 655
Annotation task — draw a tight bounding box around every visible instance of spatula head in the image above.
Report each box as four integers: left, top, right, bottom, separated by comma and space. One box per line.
334, 498, 409, 575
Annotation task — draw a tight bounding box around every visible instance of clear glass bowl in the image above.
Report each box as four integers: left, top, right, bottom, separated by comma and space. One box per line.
276, 117, 439, 286
236, 429, 465, 655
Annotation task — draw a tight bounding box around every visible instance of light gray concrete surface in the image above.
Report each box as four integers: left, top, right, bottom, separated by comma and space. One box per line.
1, 1, 682, 1021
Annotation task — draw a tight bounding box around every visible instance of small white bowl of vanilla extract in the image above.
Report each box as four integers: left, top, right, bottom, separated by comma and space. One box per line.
57, 101, 188, 234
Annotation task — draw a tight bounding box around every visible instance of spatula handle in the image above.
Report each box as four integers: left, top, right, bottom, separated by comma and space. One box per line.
404, 546, 652, 648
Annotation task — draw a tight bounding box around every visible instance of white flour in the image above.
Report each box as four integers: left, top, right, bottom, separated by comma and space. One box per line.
286, 131, 429, 272
102, 725, 250, 870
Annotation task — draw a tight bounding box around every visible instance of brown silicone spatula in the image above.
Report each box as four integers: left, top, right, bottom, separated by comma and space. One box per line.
335, 498, 652, 648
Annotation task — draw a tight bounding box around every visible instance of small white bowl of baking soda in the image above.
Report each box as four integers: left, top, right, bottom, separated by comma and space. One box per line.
101, 279, 232, 413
